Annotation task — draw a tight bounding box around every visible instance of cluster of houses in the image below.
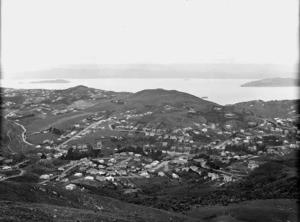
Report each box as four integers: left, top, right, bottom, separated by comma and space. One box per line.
36, 145, 270, 192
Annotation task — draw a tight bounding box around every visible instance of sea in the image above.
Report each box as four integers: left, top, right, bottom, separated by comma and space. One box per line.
1, 78, 299, 106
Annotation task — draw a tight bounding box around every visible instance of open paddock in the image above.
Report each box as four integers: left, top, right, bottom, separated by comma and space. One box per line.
24, 111, 94, 133
27, 132, 60, 145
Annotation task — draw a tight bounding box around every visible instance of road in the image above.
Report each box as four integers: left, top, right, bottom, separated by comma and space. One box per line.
55, 119, 109, 151
0, 169, 26, 182
39, 159, 88, 184
4, 110, 34, 146
150, 161, 170, 172
13, 121, 34, 146
213, 140, 229, 149
211, 168, 247, 178
5, 130, 17, 154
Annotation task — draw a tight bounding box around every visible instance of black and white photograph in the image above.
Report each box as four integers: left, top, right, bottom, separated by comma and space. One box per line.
0, 0, 299, 221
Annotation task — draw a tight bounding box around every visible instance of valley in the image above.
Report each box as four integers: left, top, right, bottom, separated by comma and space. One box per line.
0, 85, 299, 221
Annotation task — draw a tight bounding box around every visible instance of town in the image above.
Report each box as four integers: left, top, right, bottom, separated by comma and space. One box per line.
1, 87, 299, 198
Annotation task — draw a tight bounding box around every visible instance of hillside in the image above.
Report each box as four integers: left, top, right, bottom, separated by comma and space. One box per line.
1, 85, 299, 222
0, 181, 198, 222
229, 100, 298, 118
128, 88, 217, 111
0, 118, 32, 156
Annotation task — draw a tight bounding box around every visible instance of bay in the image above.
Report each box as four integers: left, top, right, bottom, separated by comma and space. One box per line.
1, 78, 298, 105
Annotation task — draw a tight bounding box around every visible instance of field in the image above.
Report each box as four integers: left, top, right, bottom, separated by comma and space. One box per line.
27, 132, 60, 145
22, 111, 94, 132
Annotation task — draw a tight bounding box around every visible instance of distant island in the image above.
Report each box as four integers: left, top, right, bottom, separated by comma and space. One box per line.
241, 78, 299, 87
30, 79, 70, 84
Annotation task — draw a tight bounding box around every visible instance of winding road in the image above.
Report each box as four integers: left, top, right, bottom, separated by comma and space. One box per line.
4, 111, 34, 146
0, 169, 26, 182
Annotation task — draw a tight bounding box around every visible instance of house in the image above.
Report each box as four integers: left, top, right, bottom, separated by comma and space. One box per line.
40, 174, 50, 179
202, 128, 208, 133
248, 160, 259, 170
248, 145, 257, 152
84, 176, 94, 181
223, 175, 232, 182
150, 160, 160, 167
188, 107, 196, 114
87, 168, 99, 175
158, 171, 165, 177
189, 166, 199, 172
96, 141, 103, 149
96, 176, 106, 182
97, 171, 106, 176
74, 172, 83, 177
140, 171, 150, 178
105, 176, 115, 182
172, 173, 179, 179
65, 184, 76, 190
98, 165, 105, 169
208, 172, 219, 180
233, 155, 241, 160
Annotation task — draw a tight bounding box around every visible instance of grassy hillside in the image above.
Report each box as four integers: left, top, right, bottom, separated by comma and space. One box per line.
128, 89, 217, 111
0, 181, 199, 222
0, 118, 32, 156
187, 199, 298, 222
229, 100, 298, 118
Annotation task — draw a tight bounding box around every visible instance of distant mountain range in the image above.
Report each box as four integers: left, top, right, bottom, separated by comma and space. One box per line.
241, 78, 300, 87
4, 63, 297, 79
29, 79, 70, 84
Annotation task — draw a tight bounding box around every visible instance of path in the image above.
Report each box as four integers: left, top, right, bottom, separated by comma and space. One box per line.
4, 110, 34, 146
5, 130, 16, 154
0, 169, 25, 182
13, 121, 34, 146
150, 161, 170, 172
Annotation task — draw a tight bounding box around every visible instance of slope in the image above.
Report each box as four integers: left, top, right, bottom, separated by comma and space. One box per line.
0, 181, 199, 222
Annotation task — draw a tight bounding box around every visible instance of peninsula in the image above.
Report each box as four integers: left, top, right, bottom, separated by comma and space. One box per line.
241, 78, 299, 87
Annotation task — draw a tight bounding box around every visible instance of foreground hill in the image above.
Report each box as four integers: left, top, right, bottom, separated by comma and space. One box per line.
0, 181, 198, 222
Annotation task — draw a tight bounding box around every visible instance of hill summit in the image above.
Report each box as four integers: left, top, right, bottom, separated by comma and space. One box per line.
130, 88, 216, 106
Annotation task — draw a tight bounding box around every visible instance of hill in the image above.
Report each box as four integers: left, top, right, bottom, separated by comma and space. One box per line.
128, 88, 217, 111
0, 118, 33, 156
229, 100, 298, 118
241, 78, 299, 87
0, 181, 199, 222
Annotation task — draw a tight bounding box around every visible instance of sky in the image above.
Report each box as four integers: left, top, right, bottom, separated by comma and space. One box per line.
1, 0, 299, 76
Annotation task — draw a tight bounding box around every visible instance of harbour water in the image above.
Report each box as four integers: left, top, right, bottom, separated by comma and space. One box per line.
1, 78, 298, 105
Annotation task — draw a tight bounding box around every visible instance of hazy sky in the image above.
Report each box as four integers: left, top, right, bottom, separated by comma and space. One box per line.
2, 0, 299, 74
